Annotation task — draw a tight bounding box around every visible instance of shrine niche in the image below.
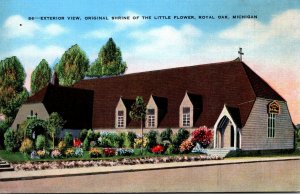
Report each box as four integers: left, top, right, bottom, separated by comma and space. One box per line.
268, 100, 280, 114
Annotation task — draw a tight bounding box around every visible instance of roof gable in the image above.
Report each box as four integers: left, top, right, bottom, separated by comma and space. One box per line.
74, 60, 270, 128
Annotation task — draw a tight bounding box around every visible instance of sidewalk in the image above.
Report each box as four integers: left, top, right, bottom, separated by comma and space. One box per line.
1, 156, 299, 181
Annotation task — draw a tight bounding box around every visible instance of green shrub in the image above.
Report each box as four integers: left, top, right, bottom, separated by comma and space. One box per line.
79, 129, 88, 142
64, 132, 73, 147
146, 130, 158, 150
165, 144, 175, 155
0, 121, 10, 149
172, 128, 190, 153
160, 128, 173, 142
127, 132, 137, 148
35, 135, 46, 150
86, 129, 96, 141
19, 138, 34, 154
4, 128, 20, 152
83, 138, 89, 151
123, 134, 131, 148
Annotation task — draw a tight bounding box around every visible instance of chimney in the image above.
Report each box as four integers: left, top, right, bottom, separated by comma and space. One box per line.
51, 72, 59, 86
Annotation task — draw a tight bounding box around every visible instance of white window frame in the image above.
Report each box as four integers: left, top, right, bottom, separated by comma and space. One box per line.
182, 107, 191, 127
268, 113, 275, 138
117, 110, 124, 128
147, 109, 155, 128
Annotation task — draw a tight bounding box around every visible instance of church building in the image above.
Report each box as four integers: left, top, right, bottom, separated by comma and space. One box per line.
12, 59, 295, 151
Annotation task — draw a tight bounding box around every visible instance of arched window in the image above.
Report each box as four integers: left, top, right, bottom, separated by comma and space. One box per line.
267, 100, 280, 138
268, 113, 275, 138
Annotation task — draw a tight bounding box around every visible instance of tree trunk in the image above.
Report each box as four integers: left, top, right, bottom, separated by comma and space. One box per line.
141, 119, 143, 155
52, 132, 55, 150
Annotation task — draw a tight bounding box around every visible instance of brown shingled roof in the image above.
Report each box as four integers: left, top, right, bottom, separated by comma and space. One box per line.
72, 60, 284, 129
26, 84, 94, 129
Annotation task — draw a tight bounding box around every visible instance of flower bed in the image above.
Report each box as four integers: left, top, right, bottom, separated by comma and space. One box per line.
12, 154, 222, 171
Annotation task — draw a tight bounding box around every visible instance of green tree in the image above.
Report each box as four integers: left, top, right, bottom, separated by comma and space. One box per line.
87, 38, 127, 77
0, 56, 28, 123
55, 44, 89, 86
46, 112, 65, 149
129, 96, 146, 154
31, 59, 51, 94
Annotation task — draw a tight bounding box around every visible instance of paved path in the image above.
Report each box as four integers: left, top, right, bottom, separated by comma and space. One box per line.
0, 157, 299, 192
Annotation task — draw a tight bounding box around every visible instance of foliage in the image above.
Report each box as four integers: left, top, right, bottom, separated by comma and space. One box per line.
146, 130, 158, 150
172, 128, 190, 152
35, 135, 46, 150
55, 44, 89, 86
51, 149, 62, 159
89, 147, 101, 158
98, 132, 123, 148
103, 148, 116, 157
134, 137, 148, 149
31, 59, 51, 94
116, 148, 134, 156
83, 129, 98, 150
127, 132, 137, 148
160, 128, 173, 142
151, 145, 164, 154
86, 38, 127, 77
74, 148, 84, 157
90, 141, 96, 148
19, 138, 34, 154
165, 144, 175, 155
58, 141, 66, 152
4, 128, 20, 152
83, 138, 90, 151
0, 56, 28, 120
129, 96, 147, 123
191, 126, 213, 148
0, 121, 10, 149
47, 112, 65, 149
129, 96, 147, 153
65, 148, 75, 157
64, 132, 73, 147
79, 129, 88, 142
179, 140, 194, 153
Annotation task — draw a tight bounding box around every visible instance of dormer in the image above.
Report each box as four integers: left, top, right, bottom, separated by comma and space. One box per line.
146, 95, 168, 128
179, 92, 202, 128
115, 97, 135, 128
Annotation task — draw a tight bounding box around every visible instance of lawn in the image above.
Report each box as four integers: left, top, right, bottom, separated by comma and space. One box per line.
0, 149, 202, 163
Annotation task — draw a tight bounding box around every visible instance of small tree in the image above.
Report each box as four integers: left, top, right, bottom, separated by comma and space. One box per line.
191, 126, 213, 148
31, 59, 51, 94
47, 112, 65, 149
129, 96, 146, 154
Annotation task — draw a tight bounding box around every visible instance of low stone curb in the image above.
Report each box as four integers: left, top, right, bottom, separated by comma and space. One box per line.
0, 156, 299, 182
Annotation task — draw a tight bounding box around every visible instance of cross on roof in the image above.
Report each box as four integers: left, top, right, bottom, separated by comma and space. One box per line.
238, 48, 244, 61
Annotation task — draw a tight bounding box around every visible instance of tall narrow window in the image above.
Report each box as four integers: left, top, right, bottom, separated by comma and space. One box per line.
182, 107, 190, 127
147, 109, 155, 128
117, 111, 124, 128
268, 113, 275, 138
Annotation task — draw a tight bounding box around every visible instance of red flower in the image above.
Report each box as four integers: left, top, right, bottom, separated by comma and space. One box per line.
191, 126, 213, 148
151, 145, 164, 154
103, 148, 116, 157
73, 138, 82, 147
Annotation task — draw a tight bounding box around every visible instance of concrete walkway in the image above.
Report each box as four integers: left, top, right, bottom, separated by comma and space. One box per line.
1, 156, 299, 181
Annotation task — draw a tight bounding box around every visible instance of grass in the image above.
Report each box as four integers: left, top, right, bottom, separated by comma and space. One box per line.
225, 149, 300, 160
1, 147, 300, 163
0, 149, 200, 163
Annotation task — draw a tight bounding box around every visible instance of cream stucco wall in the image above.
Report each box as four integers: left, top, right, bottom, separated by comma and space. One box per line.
11, 103, 49, 130
179, 93, 194, 128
